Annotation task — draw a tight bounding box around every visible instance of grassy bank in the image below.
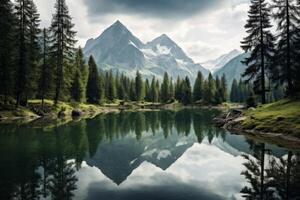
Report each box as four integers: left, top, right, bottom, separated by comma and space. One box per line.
0, 99, 183, 124
242, 99, 300, 137
0, 99, 117, 124
0, 98, 237, 127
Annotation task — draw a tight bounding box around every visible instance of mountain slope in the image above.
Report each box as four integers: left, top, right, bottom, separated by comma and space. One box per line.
213, 53, 248, 86
201, 49, 241, 72
83, 21, 210, 81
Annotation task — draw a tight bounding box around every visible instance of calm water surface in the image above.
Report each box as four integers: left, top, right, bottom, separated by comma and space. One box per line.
0, 109, 299, 200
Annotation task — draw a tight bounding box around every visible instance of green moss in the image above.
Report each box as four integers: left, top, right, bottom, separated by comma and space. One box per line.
242, 99, 300, 136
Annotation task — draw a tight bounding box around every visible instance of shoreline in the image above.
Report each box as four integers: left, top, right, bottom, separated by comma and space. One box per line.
214, 106, 300, 149
0, 100, 231, 127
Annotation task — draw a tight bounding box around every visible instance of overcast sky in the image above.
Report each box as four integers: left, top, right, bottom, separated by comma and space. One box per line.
35, 0, 250, 63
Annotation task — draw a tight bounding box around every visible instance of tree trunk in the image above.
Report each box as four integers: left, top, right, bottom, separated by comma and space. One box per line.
259, 0, 266, 104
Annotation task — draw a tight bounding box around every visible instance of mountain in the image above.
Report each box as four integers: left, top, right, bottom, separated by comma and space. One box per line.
201, 49, 241, 73
83, 21, 210, 81
213, 53, 248, 87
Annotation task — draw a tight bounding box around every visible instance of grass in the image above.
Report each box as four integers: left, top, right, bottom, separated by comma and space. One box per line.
242, 99, 300, 136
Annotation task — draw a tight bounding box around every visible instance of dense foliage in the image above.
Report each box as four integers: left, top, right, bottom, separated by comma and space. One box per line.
241, 0, 300, 104
1, 0, 299, 107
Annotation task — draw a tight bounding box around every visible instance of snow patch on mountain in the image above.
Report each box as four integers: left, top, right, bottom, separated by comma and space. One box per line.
83, 21, 210, 82
202, 49, 241, 73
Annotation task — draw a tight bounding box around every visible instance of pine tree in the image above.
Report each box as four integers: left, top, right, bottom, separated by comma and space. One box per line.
238, 79, 246, 102
215, 76, 223, 104
181, 76, 192, 105
193, 71, 204, 102
74, 47, 88, 101
71, 69, 84, 103
15, 0, 41, 106
160, 72, 170, 103
145, 79, 151, 102
230, 79, 239, 102
70, 47, 88, 103
150, 77, 159, 102
221, 74, 228, 102
169, 78, 174, 101
129, 80, 136, 101
175, 76, 183, 102
38, 28, 52, 108
117, 74, 126, 100
241, 0, 275, 104
135, 71, 144, 102
27, 0, 41, 100
155, 80, 160, 102
203, 73, 216, 104
272, 0, 300, 96
0, 0, 16, 104
50, 0, 77, 104
86, 56, 103, 104
106, 70, 116, 102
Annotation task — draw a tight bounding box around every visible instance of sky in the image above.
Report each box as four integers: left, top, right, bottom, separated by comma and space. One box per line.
35, 0, 250, 63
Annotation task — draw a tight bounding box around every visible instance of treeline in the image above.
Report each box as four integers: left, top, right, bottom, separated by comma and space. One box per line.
230, 78, 285, 103
83, 66, 229, 105
0, 0, 230, 107
0, 0, 77, 107
241, 0, 300, 104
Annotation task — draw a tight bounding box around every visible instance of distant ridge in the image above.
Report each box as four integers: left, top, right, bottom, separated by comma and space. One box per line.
213, 53, 249, 86
201, 49, 241, 73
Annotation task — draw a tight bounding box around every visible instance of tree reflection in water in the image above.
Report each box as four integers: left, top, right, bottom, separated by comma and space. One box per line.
241, 140, 300, 200
0, 109, 299, 199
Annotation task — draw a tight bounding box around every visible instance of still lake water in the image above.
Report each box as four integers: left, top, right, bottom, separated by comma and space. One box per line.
0, 109, 299, 200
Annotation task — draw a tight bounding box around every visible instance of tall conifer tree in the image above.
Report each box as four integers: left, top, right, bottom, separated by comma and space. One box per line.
15, 0, 41, 106
272, 0, 300, 95
38, 28, 52, 108
193, 71, 204, 102
135, 71, 144, 102
241, 0, 275, 104
86, 56, 103, 104
50, 0, 77, 104
160, 72, 170, 103
0, 0, 15, 104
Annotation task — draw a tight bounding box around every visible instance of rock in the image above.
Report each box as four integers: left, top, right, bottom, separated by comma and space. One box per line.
213, 117, 226, 127
58, 111, 66, 118
248, 107, 256, 111
72, 110, 82, 118
276, 116, 285, 121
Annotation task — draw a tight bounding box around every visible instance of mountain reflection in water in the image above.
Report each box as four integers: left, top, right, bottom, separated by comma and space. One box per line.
0, 109, 299, 200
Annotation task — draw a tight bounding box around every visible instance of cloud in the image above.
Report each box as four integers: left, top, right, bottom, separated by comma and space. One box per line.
34, 0, 250, 63
84, 0, 228, 19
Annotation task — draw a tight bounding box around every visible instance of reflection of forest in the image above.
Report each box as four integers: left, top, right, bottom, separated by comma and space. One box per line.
0, 109, 222, 199
0, 109, 298, 199
241, 140, 300, 200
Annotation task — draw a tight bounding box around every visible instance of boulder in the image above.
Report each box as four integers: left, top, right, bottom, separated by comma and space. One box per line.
248, 107, 256, 111
276, 116, 285, 121
72, 110, 82, 118
58, 111, 66, 118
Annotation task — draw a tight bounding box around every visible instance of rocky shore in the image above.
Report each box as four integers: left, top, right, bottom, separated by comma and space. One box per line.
214, 108, 300, 149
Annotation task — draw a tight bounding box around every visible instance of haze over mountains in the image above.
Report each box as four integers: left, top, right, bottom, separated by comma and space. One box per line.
201, 49, 241, 73
84, 20, 247, 83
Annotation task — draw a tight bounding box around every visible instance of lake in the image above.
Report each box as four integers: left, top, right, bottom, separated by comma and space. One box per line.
0, 109, 299, 200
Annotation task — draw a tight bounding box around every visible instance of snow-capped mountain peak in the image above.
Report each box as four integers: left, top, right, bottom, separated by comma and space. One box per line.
83, 21, 210, 81
201, 49, 241, 73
